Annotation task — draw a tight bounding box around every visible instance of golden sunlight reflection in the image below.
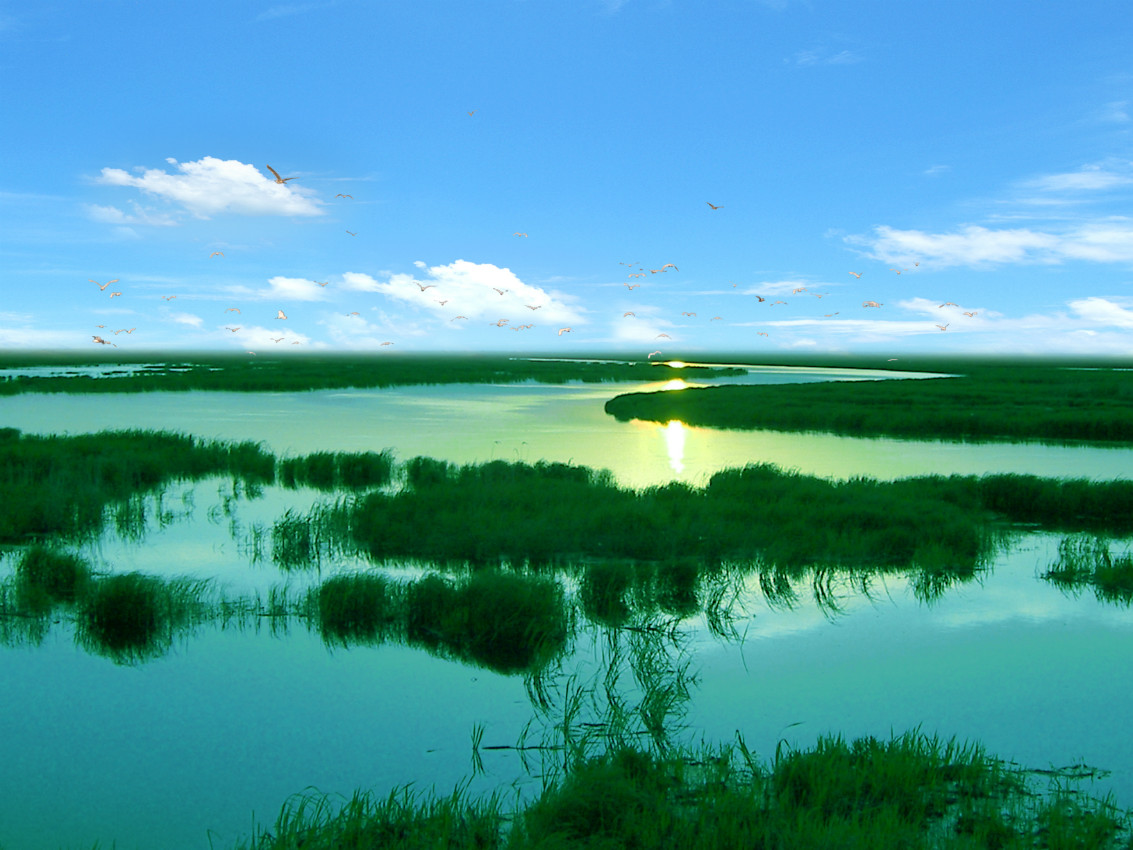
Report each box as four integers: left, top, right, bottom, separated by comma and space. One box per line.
663, 419, 686, 473
665, 360, 687, 368
661, 378, 690, 391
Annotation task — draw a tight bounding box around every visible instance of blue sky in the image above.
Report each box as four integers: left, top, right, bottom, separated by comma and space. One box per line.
2, 0, 1132, 357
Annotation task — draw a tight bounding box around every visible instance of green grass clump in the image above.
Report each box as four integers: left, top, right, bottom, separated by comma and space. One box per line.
14, 545, 93, 606
312, 573, 397, 646
1043, 535, 1133, 604
76, 572, 212, 664
406, 570, 570, 672
278, 450, 395, 491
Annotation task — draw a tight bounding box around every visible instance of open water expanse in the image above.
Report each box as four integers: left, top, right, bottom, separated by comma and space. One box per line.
2, 363, 1132, 849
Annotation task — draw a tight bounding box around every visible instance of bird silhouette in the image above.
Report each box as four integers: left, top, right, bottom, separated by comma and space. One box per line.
863, 301, 883, 308
849, 272, 863, 279
275, 310, 287, 319
656, 333, 671, 339
623, 312, 636, 317
225, 308, 241, 313
210, 252, 224, 258
90, 279, 118, 290
513, 232, 528, 237
558, 327, 572, 335
706, 202, 722, 210
266, 165, 296, 184
416, 283, 436, 291
335, 194, 353, 199
647, 350, 662, 359
345, 230, 357, 236
935, 324, 949, 331
963, 311, 978, 317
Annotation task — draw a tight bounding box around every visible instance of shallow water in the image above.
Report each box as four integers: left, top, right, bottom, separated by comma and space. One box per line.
2, 364, 1133, 849
1, 365, 1131, 487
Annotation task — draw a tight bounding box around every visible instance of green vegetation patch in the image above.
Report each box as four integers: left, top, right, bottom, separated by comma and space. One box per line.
0, 352, 741, 395
605, 362, 1133, 444
0, 429, 275, 543
235, 731, 1133, 850
1043, 535, 1133, 605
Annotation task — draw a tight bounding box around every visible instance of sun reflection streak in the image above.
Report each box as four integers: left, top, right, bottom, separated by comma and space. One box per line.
661, 378, 690, 391
663, 419, 686, 474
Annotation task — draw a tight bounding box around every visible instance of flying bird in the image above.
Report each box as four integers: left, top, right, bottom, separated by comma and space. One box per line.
963, 311, 978, 317
558, 327, 572, 335
655, 333, 671, 339
335, 194, 353, 199
271, 337, 284, 343
316, 281, 329, 287
92, 335, 116, 347
275, 310, 287, 319
493, 319, 509, 327
345, 230, 357, 236
754, 295, 766, 302
889, 268, 904, 275
757, 332, 768, 337
792, 287, 807, 294
513, 232, 528, 237
849, 272, 862, 279
109, 292, 122, 298
939, 302, 959, 308
863, 301, 883, 308
492, 287, 508, 295
452, 316, 468, 321
225, 308, 240, 313
416, 283, 436, 291
647, 351, 662, 359
467, 111, 476, 116
113, 328, 135, 335
210, 252, 224, 258
162, 295, 177, 300
90, 279, 118, 290
623, 312, 636, 317
226, 326, 241, 332
266, 165, 296, 184
681, 312, 697, 317
380, 341, 394, 346
710, 316, 722, 321
706, 202, 722, 210
526, 304, 542, 310
436, 299, 449, 306
935, 324, 949, 331
661, 264, 678, 271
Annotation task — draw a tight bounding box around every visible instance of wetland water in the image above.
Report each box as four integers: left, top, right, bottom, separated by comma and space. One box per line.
2, 363, 1133, 849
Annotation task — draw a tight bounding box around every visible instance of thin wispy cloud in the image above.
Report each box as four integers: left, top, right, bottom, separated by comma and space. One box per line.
255, 2, 337, 22
96, 157, 324, 219
84, 203, 179, 227
790, 47, 862, 67
847, 220, 1133, 267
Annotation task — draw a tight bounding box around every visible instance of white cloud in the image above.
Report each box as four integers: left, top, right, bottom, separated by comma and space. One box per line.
341, 260, 585, 324
169, 312, 204, 328
1068, 297, 1133, 328
262, 276, 332, 302
923, 165, 950, 176
84, 202, 179, 227
96, 157, 324, 219
844, 223, 1133, 267
790, 47, 862, 66
1023, 164, 1133, 193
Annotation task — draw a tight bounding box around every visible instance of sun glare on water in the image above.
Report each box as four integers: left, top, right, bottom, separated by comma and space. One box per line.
663, 419, 686, 474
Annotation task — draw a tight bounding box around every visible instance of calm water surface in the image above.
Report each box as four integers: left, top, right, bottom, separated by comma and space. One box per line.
1, 364, 1132, 849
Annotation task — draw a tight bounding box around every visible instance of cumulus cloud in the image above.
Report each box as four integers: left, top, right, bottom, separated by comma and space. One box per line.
341, 260, 585, 325
1068, 296, 1133, 328
95, 157, 324, 219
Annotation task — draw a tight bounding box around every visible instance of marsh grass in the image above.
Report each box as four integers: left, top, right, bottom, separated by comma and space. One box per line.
604, 360, 1133, 445
14, 544, 93, 607
0, 352, 741, 396
0, 429, 274, 543
309, 569, 571, 671
234, 731, 1133, 850
76, 572, 214, 664
278, 450, 395, 491
1043, 535, 1133, 604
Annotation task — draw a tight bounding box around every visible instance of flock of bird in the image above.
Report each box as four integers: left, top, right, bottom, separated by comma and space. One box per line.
87, 152, 981, 357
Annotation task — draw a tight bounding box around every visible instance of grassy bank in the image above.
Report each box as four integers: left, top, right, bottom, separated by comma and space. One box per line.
0, 352, 740, 395
233, 730, 1133, 849
605, 361, 1133, 444
1042, 535, 1133, 605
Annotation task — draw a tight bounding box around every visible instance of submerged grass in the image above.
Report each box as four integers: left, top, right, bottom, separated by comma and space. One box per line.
1043, 535, 1133, 604
604, 359, 1133, 445
0, 429, 275, 543
308, 568, 571, 672
75, 572, 214, 664
278, 450, 395, 491
233, 730, 1133, 850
